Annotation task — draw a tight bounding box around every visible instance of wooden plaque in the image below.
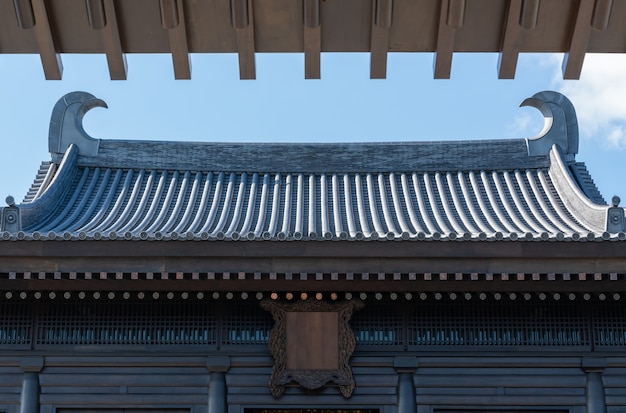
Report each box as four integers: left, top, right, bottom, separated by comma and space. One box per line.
260, 299, 364, 398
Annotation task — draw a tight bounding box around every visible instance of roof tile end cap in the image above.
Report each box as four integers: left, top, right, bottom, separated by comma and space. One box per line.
521, 90, 579, 157
49, 91, 107, 157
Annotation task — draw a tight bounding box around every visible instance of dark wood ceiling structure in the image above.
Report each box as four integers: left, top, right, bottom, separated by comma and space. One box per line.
0, 0, 623, 80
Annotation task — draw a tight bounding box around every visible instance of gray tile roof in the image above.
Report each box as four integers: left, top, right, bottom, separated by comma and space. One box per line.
1, 91, 625, 242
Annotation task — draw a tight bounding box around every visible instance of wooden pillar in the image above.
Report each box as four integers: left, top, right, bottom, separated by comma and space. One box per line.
394, 357, 418, 413
206, 357, 230, 413
19, 357, 44, 413
582, 358, 607, 413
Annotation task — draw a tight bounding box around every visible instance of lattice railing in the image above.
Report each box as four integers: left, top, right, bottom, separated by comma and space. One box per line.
592, 302, 626, 348
0, 297, 624, 351
351, 302, 404, 349
0, 300, 32, 348
35, 299, 218, 346
406, 301, 589, 348
221, 302, 273, 346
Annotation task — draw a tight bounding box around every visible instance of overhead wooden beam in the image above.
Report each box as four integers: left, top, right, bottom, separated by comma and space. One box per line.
231, 0, 256, 79
13, 0, 35, 29
160, 0, 191, 79
303, 0, 321, 79
370, 0, 392, 79
519, 0, 540, 29
591, 0, 613, 30
498, 0, 523, 79
562, 0, 594, 80
90, 0, 127, 80
31, 0, 63, 80
433, 0, 463, 79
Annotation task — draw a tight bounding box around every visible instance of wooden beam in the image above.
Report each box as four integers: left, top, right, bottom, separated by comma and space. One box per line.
162, 0, 191, 79
562, 0, 594, 80
498, 0, 523, 79
13, 0, 35, 29
232, 0, 256, 79
370, 0, 392, 79
433, 0, 457, 79
303, 0, 321, 79
519, 0, 540, 29
591, 0, 613, 30
31, 0, 62, 80
101, 0, 127, 80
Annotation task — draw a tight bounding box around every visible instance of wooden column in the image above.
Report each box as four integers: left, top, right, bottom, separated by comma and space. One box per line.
19, 357, 44, 413
207, 357, 230, 413
395, 357, 418, 413
582, 358, 607, 413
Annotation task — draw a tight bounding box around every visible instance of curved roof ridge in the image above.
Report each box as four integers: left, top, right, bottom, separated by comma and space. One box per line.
547, 145, 607, 233
20, 144, 80, 230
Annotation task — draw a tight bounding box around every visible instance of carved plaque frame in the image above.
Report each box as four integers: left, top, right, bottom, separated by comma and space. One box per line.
260, 299, 364, 398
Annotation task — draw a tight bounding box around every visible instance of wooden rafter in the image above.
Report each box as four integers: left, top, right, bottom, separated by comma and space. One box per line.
232, 0, 256, 79
303, 0, 321, 79
31, 0, 62, 80
498, 0, 523, 79
433, 0, 459, 79
3, 0, 626, 79
562, 0, 594, 80
370, 0, 392, 79
101, 0, 127, 80
160, 0, 191, 80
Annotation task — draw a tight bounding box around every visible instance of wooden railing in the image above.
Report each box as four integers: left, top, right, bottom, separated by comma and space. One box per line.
0, 297, 625, 351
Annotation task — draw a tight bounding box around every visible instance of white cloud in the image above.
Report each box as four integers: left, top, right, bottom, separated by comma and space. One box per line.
544, 54, 626, 149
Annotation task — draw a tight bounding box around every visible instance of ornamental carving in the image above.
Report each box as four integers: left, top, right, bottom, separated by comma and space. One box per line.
260, 299, 364, 398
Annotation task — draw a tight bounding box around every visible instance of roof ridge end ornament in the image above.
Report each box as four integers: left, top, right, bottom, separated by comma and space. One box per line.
1, 195, 21, 232
520, 90, 579, 158
49, 91, 107, 157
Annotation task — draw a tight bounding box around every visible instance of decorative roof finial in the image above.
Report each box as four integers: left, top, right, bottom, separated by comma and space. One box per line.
612, 195, 621, 207
1, 195, 21, 232
520, 91, 579, 157
48, 91, 108, 157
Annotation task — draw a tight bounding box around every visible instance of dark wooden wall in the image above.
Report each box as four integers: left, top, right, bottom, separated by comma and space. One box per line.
2, 353, 626, 413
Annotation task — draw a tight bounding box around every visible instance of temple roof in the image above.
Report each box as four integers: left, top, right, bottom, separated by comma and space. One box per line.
1, 91, 625, 243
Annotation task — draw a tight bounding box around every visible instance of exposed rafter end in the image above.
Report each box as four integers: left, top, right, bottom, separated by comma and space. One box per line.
304, 0, 321, 79
232, 0, 256, 79
99, 0, 127, 80
562, 0, 594, 80
160, 0, 191, 79
498, 0, 523, 79
433, 0, 457, 79
370, 0, 392, 79
31, 0, 63, 80
519, 0, 540, 29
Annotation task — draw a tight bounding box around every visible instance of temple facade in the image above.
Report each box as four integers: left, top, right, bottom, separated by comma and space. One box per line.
0, 91, 625, 413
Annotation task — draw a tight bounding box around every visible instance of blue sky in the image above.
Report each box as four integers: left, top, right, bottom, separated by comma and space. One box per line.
0, 52, 625, 204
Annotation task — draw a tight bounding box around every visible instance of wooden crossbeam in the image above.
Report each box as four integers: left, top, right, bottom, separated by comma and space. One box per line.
591, 0, 613, 30
304, 0, 321, 79
370, 0, 392, 79
102, 0, 127, 80
433, 0, 458, 79
562, 0, 594, 80
162, 0, 191, 79
31, 0, 62, 80
232, 0, 256, 79
519, 0, 540, 29
498, 0, 523, 79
